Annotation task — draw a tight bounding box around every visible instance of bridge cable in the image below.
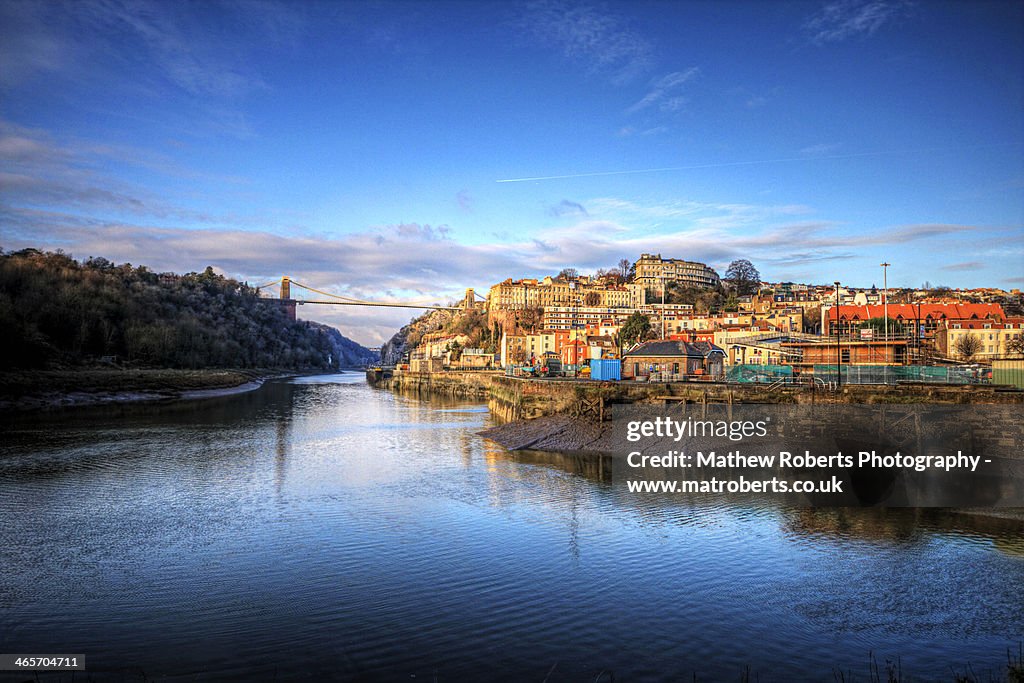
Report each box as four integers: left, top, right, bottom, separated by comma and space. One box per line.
290, 280, 452, 308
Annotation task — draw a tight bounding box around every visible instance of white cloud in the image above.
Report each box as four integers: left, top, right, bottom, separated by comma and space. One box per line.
799, 143, 843, 156
518, 0, 654, 84
803, 0, 912, 45
627, 67, 700, 114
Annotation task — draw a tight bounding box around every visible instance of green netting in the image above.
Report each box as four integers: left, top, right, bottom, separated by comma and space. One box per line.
812, 365, 991, 385
725, 364, 794, 383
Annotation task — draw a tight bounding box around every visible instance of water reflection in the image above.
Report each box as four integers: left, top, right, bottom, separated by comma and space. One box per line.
0, 374, 1021, 682
483, 445, 1024, 555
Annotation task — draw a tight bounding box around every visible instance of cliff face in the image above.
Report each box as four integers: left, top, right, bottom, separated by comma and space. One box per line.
306, 322, 379, 367
380, 309, 455, 365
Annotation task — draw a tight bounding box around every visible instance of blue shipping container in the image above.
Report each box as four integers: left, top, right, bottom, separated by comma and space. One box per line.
590, 359, 621, 381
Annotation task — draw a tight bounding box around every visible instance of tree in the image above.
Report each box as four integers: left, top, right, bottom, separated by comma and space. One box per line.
954, 333, 982, 361
803, 307, 822, 334
724, 259, 761, 295
862, 317, 907, 336
557, 267, 578, 280
618, 258, 631, 280
584, 291, 601, 306
1006, 335, 1024, 358
619, 312, 652, 349
516, 306, 543, 334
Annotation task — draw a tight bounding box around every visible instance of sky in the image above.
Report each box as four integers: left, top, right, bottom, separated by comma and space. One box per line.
1, 0, 1022, 346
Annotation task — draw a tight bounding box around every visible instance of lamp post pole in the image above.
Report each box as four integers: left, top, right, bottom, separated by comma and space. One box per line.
661, 275, 667, 340
834, 281, 842, 388
917, 300, 923, 362
880, 262, 890, 369
569, 280, 577, 377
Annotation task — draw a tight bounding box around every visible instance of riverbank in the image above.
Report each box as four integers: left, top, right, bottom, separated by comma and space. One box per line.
378, 370, 1024, 424
479, 414, 610, 451
0, 368, 290, 412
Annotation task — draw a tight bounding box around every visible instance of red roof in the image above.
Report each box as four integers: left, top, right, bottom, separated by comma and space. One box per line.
946, 320, 1023, 330
828, 303, 1004, 322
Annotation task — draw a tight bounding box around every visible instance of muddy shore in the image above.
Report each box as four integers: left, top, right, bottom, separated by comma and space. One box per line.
479, 415, 1024, 520
0, 368, 288, 412
479, 415, 612, 452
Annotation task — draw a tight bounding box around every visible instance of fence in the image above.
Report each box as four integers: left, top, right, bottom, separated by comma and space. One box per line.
724, 364, 794, 384
812, 364, 993, 385
722, 363, 1011, 386
992, 361, 1024, 389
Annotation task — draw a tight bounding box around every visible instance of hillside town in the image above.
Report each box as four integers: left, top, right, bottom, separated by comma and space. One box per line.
389, 253, 1024, 388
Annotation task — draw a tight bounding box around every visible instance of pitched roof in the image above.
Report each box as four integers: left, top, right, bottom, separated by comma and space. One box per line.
828, 303, 1005, 322
624, 340, 725, 358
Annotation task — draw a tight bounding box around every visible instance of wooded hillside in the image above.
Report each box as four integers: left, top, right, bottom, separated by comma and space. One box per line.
0, 248, 376, 370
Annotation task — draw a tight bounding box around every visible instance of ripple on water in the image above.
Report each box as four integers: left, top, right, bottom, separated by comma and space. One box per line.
1, 376, 1022, 682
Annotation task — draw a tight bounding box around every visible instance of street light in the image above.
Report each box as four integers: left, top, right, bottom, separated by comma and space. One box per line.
835, 281, 842, 388
660, 274, 667, 340
880, 262, 890, 367
569, 280, 577, 377
916, 299, 923, 362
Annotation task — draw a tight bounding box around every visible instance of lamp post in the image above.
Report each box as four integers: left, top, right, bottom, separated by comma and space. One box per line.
569, 280, 577, 376
660, 274, 667, 340
834, 281, 842, 387
880, 262, 890, 368
916, 299, 923, 362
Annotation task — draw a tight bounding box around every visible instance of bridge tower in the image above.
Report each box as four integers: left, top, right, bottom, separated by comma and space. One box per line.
278, 276, 296, 321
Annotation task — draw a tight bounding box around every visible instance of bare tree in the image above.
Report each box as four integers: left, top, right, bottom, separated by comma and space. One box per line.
516, 306, 543, 334
618, 258, 631, 279
724, 259, 761, 295
1006, 335, 1024, 358
954, 333, 982, 361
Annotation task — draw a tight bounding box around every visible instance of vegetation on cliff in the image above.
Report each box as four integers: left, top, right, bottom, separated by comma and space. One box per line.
380, 305, 499, 365
0, 248, 376, 370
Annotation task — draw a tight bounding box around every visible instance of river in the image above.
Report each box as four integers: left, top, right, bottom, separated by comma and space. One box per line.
1, 373, 1022, 681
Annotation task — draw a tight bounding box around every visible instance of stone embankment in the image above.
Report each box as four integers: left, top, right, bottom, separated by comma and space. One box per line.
375, 369, 1024, 424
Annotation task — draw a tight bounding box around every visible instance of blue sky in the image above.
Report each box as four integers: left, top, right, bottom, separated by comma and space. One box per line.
1, 0, 1022, 345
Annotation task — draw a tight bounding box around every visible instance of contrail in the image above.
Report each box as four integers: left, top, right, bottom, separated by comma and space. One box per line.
495, 143, 1020, 183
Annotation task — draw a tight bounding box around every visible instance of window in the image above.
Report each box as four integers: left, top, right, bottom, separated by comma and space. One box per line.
841, 349, 850, 363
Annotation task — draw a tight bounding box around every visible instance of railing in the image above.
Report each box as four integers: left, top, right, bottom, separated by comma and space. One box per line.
640, 372, 725, 383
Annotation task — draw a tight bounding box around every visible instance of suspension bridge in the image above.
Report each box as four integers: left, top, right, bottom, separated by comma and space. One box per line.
252, 277, 484, 321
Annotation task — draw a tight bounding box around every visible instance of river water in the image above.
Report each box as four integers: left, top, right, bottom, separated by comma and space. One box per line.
1, 373, 1022, 681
